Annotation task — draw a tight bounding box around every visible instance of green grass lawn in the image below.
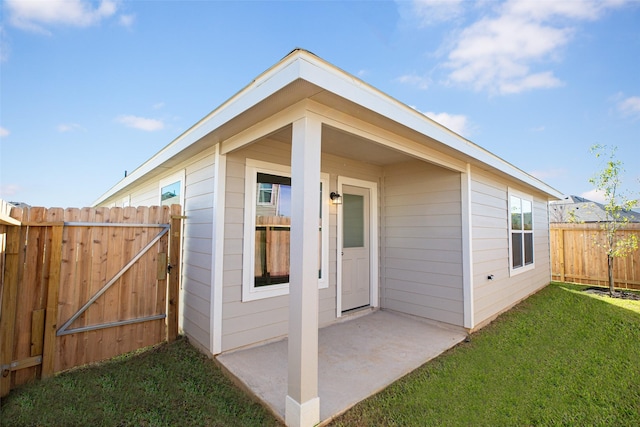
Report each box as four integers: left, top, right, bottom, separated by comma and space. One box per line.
0, 337, 282, 427
2, 282, 638, 426
331, 283, 640, 426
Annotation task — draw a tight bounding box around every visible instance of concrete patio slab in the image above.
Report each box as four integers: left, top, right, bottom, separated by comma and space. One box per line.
216, 309, 467, 425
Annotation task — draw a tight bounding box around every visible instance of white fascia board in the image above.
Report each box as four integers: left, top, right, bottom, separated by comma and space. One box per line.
295, 54, 564, 200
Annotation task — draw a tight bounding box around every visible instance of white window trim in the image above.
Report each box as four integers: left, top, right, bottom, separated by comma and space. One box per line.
122, 195, 131, 208
256, 183, 276, 206
508, 188, 535, 276
159, 170, 186, 211
242, 159, 329, 302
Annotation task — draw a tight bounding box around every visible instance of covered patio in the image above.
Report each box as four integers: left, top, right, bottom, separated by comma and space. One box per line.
216, 309, 467, 425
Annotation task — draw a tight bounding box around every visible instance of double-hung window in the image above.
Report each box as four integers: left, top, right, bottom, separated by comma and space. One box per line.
243, 160, 329, 301
509, 190, 534, 274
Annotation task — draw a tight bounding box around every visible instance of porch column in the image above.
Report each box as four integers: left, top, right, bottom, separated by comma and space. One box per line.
286, 115, 321, 427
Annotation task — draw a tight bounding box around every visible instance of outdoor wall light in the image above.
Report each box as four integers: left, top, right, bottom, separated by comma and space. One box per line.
330, 192, 343, 205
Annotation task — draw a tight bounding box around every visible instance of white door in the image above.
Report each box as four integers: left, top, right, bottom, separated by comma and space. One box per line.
341, 185, 370, 312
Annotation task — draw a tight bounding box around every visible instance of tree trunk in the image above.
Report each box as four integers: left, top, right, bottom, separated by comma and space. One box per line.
608, 254, 614, 297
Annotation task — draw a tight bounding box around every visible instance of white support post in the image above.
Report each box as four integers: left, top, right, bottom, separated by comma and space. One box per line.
461, 163, 475, 329
211, 144, 226, 355
286, 115, 321, 427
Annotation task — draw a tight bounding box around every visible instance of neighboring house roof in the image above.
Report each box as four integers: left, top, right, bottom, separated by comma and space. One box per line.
93, 48, 563, 205
8, 201, 31, 208
550, 195, 640, 223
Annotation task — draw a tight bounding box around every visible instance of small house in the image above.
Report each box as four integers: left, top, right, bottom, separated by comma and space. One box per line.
95, 49, 563, 426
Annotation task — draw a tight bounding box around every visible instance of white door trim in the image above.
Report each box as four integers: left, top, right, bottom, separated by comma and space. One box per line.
336, 176, 378, 318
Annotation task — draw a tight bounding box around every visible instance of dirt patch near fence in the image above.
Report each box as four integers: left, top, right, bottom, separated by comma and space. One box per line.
583, 287, 640, 301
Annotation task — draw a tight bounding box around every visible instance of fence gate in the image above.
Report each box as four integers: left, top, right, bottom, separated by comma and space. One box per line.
0, 204, 181, 397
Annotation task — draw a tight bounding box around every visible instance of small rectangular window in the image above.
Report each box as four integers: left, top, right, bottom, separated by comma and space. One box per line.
161, 181, 181, 206
343, 194, 365, 248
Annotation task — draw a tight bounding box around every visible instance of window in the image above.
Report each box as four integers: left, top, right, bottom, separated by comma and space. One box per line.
254, 173, 292, 287
257, 183, 275, 205
509, 191, 534, 274
161, 181, 181, 206
159, 171, 185, 209
243, 160, 329, 301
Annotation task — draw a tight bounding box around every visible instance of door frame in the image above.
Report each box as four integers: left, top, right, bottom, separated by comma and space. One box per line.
336, 176, 379, 318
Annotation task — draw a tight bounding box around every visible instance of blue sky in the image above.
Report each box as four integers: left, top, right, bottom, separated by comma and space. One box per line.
1, 0, 639, 208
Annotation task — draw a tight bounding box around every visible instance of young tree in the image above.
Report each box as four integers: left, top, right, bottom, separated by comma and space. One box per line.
589, 145, 639, 296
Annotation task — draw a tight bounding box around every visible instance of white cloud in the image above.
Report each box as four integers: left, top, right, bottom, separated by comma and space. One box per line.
581, 188, 606, 204
423, 111, 470, 137
6, 0, 117, 34
409, 0, 465, 26
618, 96, 640, 119
119, 14, 135, 28
57, 123, 83, 133
442, 0, 629, 94
0, 127, 9, 137
116, 115, 164, 131
152, 102, 165, 110
396, 73, 431, 90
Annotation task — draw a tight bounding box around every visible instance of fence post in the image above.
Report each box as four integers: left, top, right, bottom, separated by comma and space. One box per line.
0, 225, 22, 397
558, 229, 565, 282
166, 205, 182, 343
41, 225, 64, 378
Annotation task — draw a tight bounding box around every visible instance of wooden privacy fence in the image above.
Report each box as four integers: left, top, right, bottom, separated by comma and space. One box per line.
0, 204, 181, 397
550, 223, 640, 289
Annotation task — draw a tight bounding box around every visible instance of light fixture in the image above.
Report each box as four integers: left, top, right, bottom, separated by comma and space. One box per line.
330, 192, 342, 205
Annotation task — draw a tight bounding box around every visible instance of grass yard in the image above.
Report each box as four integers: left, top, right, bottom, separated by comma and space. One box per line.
331, 283, 640, 426
2, 282, 638, 426
0, 337, 282, 427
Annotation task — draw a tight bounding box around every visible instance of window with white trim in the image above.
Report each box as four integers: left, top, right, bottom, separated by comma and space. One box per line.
159, 171, 185, 209
243, 160, 329, 301
509, 191, 534, 274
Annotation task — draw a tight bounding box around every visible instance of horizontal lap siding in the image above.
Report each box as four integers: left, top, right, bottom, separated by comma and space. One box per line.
471, 168, 551, 327
181, 154, 215, 349
129, 182, 157, 207
382, 161, 464, 326
221, 139, 381, 352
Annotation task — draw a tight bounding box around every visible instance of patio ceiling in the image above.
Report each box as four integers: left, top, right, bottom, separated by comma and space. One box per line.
267, 123, 411, 167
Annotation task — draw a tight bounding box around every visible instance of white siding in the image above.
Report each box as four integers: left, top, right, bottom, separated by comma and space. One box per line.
221, 138, 382, 352
381, 160, 464, 326
470, 167, 551, 328
180, 153, 215, 348
129, 181, 157, 207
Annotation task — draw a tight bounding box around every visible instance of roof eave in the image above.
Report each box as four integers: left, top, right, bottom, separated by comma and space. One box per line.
94, 49, 563, 205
